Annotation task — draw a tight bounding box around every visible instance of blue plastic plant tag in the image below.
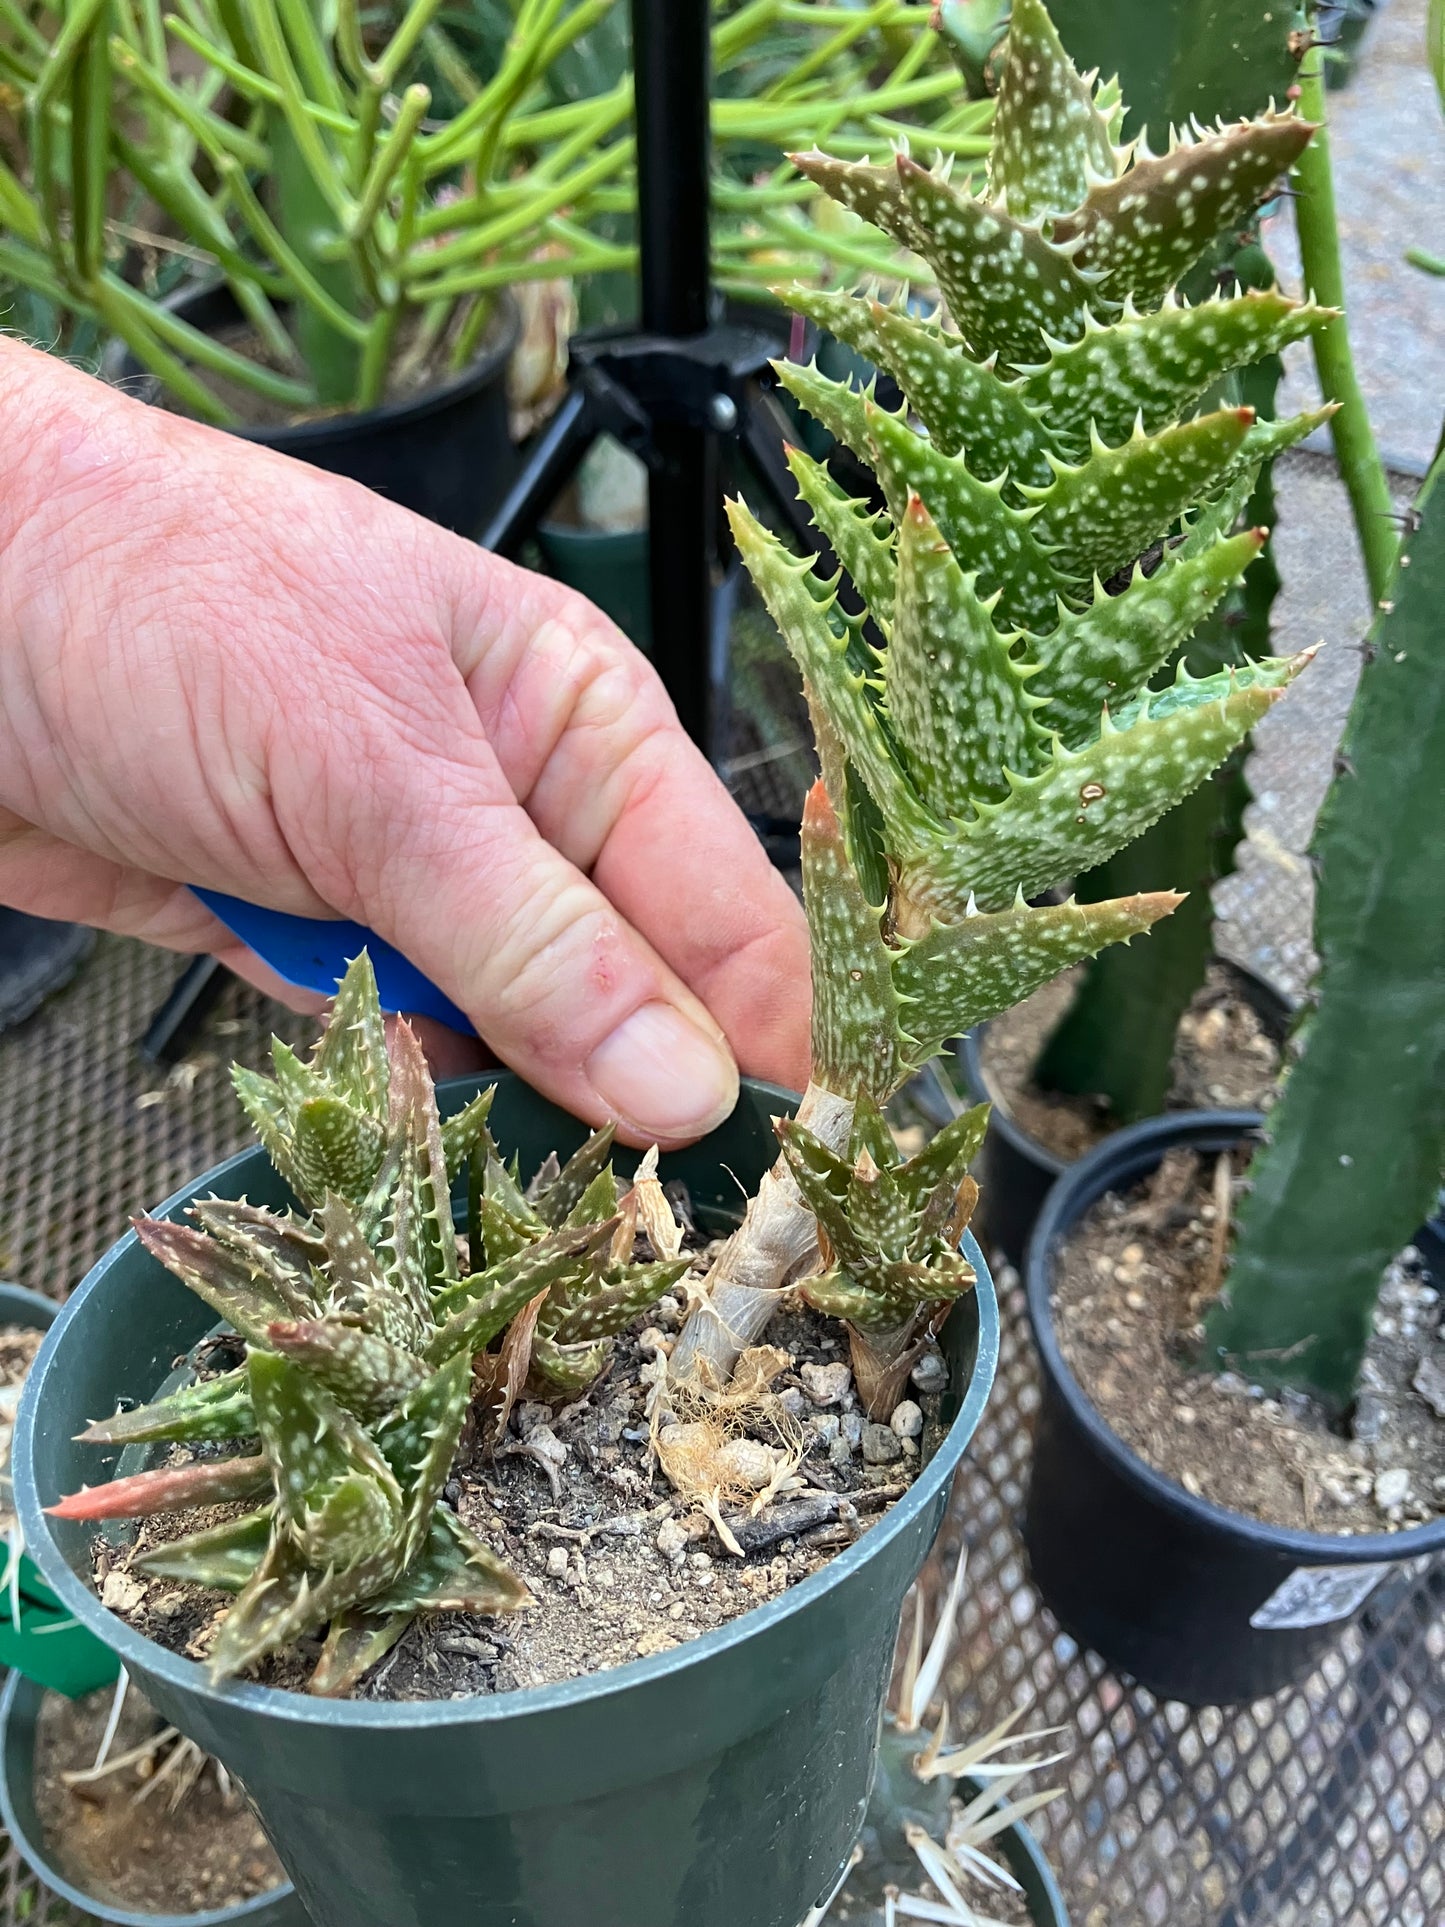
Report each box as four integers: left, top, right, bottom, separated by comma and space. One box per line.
193, 889, 475, 1033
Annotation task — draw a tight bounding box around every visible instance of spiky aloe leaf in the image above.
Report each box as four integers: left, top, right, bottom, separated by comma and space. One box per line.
1028, 525, 1266, 746
1024, 408, 1256, 581
310, 951, 388, 1117
134, 1507, 273, 1592
533, 1125, 616, 1226
248, 1350, 402, 1568
530, 1333, 610, 1396
901, 1101, 992, 1197
310, 1610, 412, 1698
48, 1454, 271, 1521
727, 499, 934, 845
785, 150, 921, 250
231, 1066, 306, 1201
372, 1353, 471, 1562
862, 400, 1064, 630
440, 1085, 496, 1182
133, 1218, 296, 1348
894, 154, 1104, 366
902, 658, 1305, 917
1229, 402, 1337, 484
563, 1166, 620, 1229
887, 494, 1042, 813
784, 445, 897, 634
265, 1319, 429, 1421
1017, 292, 1336, 458
205, 1526, 398, 1684
781, 288, 1051, 486
190, 1200, 325, 1301
385, 1021, 459, 1302
772, 359, 878, 483
369, 1507, 530, 1615
987, 0, 1120, 219
318, 1195, 428, 1354
76, 1369, 255, 1446
426, 1220, 616, 1363
802, 784, 906, 1100
893, 890, 1182, 1066
1052, 114, 1316, 306
542, 1259, 691, 1344
470, 1180, 544, 1269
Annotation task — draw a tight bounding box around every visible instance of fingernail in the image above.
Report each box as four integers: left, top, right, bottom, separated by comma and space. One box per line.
586, 1002, 739, 1141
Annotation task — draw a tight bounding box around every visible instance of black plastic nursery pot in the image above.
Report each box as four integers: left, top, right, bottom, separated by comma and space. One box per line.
1022, 1110, 1445, 1707
112, 285, 521, 537
0, 909, 94, 1034
0, 1670, 308, 1927
958, 960, 1293, 1270
16, 1074, 1000, 1927
983, 1784, 1069, 1927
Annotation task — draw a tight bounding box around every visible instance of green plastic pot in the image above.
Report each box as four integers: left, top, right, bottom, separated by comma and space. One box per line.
0, 1670, 308, 1926
0, 1284, 120, 1699
535, 522, 651, 653
16, 1075, 999, 1927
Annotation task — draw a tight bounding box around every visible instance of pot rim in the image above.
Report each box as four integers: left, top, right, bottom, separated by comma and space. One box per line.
1025, 1105, 1445, 1564
0, 1670, 296, 1927
958, 957, 1296, 1178
109, 281, 520, 448
0, 1282, 58, 1329
17, 1075, 1000, 1734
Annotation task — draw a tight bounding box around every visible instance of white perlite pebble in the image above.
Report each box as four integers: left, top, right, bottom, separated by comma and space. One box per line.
546, 1547, 569, 1578
1374, 1468, 1412, 1509
890, 1400, 924, 1440
800, 1361, 853, 1406
910, 1352, 947, 1396
716, 1437, 778, 1490
656, 1517, 689, 1558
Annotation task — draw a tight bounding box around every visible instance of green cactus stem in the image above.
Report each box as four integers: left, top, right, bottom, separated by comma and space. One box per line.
670, 0, 1318, 1397
1204, 456, 1445, 1410
57, 955, 686, 1690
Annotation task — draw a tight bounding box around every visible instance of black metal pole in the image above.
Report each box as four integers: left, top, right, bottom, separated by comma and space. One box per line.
631, 0, 715, 750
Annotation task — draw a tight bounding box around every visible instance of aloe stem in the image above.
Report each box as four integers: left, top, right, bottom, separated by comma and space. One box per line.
1293, 50, 1398, 605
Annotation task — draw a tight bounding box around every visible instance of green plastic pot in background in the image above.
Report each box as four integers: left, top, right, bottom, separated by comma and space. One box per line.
535, 522, 651, 653
0, 1671, 308, 1927
0, 1284, 119, 1699
16, 1074, 999, 1927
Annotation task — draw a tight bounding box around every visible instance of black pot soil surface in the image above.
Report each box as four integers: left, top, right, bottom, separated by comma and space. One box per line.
17, 1075, 999, 1927
0, 1671, 305, 1927
1023, 1111, 1445, 1706
960, 960, 1291, 1269
110, 284, 521, 537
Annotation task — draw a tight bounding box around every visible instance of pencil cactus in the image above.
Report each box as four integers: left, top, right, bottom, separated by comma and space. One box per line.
54, 956, 685, 1690
671, 0, 1319, 1395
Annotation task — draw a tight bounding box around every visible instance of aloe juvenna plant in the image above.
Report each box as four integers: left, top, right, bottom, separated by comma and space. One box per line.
53, 955, 688, 1691
670, 0, 1324, 1403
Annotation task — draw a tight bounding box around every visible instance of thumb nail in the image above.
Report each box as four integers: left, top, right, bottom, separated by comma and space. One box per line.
586, 1002, 739, 1142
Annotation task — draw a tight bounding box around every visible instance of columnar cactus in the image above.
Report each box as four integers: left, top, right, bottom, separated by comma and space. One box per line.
671, 0, 1323, 1395
53, 956, 687, 1691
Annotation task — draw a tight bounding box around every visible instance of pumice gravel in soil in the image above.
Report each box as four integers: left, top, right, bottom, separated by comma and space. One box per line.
980, 964, 1282, 1163
95, 1279, 945, 1701
1051, 1149, 1445, 1535
33, 1675, 285, 1913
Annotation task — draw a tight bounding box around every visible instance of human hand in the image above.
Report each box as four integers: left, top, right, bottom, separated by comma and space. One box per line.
0, 339, 811, 1145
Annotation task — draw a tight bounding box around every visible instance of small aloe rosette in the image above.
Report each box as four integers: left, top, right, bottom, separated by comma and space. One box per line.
670, 0, 1323, 1402
52, 956, 689, 1693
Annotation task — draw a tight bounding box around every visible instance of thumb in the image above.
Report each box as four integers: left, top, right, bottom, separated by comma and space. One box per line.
346, 764, 741, 1149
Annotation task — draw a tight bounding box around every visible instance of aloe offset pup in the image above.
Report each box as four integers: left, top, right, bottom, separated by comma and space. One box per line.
671, 0, 1321, 1403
